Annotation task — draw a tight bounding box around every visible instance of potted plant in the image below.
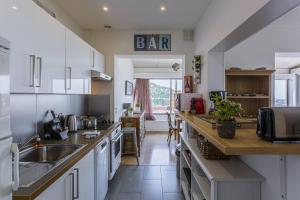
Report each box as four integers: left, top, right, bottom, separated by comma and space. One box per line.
134, 103, 141, 113
212, 95, 242, 139
127, 107, 134, 117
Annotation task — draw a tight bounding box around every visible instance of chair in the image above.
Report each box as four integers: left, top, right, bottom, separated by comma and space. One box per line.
122, 125, 139, 165
166, 112, 176, 145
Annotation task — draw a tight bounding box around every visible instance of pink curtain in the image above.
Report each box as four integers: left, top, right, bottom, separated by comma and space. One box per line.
134, 79, 155, 120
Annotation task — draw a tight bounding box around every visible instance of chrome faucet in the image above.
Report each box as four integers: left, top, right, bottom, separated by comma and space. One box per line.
18, 135, 41, 151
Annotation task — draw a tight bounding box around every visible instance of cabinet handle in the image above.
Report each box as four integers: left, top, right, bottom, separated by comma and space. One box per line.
69, 172, 75, 200
65, 67, 72, 90
74, 168, 79, 199
36, 57, 42, 87
29, 55, 36, 87
92, 51, 95, 68
11, 144, 19, 191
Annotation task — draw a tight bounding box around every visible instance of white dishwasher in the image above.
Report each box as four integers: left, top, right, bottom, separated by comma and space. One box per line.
95, 137, 109, 200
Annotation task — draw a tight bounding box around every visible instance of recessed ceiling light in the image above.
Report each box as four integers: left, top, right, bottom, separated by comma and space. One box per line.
11, 6, 18, 10
160, 6, 166, 11
103, 6, 109, 11
104, 24, 112, 29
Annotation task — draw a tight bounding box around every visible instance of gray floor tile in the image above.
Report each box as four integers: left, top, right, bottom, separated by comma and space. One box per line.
117, 193, 141, 200
142, 186, 163, 200
161, 166, 176, 172
143, 180, 162, 188
163, 192, 185, 200
144, 166, 161, 180
120, 180, 143, 193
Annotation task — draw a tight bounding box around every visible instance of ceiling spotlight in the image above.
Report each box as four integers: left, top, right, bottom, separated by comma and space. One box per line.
160, 6, 166, 11
104, 24, 112, 29
103, 6, 109, 11
11, 5, 18, 10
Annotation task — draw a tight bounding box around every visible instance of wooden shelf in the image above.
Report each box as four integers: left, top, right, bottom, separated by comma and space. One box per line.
227, 95, 269, 99
225, 69, 275, 76
179, 112, 300, 155
225, 69, 274, 117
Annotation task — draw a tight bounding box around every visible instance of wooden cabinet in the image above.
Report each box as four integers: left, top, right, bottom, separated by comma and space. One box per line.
121, 112, 145, 156
35, 150, 94, 200
225, 69, 274, 117
66, 30, 91, 94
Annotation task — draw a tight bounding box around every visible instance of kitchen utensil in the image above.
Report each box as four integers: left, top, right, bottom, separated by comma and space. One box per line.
66, 114, 77, 132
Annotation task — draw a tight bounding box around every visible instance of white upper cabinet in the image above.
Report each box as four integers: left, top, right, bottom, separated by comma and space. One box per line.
0, 0, 37, 93
0, 0, 101, 94
90, 48, 105, 73
66, 30, 91, 94
33, 6, 66, 94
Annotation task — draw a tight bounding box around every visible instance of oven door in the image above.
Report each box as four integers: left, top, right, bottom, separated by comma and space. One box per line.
109, 130, 122, 179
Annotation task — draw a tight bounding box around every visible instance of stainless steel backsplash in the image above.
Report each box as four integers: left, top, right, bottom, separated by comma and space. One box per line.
10, 94, 110, 143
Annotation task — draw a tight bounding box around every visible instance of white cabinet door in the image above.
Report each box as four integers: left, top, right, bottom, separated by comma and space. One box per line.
66, 30, 91, 94
0, 0, 37, 93
91, 48, 105, 73
36, 150, 94, 200
33, 5, 66, 94
73, 150, 94, 200
35, 168, 73, 200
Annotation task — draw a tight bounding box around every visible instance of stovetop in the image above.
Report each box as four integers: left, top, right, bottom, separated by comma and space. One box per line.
97, 119, 115, 130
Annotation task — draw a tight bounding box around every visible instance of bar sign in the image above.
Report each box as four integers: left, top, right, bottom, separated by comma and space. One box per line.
134, 34, 171, 51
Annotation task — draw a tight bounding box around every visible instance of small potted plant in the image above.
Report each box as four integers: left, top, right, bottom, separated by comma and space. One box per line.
134, 103, 141, 113
127, 107, 134, 117
212, 95, 242, 139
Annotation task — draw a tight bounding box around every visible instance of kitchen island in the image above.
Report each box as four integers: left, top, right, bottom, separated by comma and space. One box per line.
13, 123, 121, 200
178, 112, 300, 155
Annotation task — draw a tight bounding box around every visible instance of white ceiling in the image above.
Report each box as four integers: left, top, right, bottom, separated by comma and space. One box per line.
53, 0, 211, 30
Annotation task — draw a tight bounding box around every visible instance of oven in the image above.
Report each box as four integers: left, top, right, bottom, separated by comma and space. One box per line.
109, 125, 122, 180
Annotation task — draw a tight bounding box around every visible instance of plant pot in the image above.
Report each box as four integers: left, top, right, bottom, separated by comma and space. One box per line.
216, 120, 236, 139
128, 111, 133, 117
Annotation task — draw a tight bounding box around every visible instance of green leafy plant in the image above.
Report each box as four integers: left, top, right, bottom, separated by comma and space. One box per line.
128, 107, 134, 112
212, 95, 242, 121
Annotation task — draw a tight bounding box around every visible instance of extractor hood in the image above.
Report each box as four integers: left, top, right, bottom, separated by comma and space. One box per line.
91, 70, 112, 81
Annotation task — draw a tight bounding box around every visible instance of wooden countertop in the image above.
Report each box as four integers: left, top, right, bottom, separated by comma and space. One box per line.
121, 112, 144, 119
178, 112, 300, 155
13, 123, 121, 200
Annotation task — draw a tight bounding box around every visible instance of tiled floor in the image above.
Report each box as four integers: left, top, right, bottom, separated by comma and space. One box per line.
106, 165, 184, 200
107, 132, 184, 200
121, 132, 178, 165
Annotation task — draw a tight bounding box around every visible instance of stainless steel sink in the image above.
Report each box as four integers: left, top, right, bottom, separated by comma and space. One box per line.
20, 144, 85, 163
18, 144, 86, 188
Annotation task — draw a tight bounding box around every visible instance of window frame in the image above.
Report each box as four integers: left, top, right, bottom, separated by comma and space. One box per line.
149, 78, 183, 115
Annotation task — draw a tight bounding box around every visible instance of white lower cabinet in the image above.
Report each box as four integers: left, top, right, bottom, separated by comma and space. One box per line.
36, 150, 94, 200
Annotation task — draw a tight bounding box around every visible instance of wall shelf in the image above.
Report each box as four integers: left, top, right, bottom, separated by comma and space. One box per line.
225, 69, 274, 117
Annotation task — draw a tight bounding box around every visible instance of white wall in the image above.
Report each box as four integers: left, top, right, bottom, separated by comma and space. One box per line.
212, 3, 300, 200
114, 58, 134, 121
193, 0, 270, 107
38, 0, 85, 38
85, 30, 194, 119
225, 6, 300, 70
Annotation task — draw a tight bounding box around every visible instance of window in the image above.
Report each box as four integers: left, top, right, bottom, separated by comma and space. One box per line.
274, 79, 288, 107
150, 79, 182, 114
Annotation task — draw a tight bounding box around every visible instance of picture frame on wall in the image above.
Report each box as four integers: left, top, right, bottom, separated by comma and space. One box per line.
125, 80, 133, 96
